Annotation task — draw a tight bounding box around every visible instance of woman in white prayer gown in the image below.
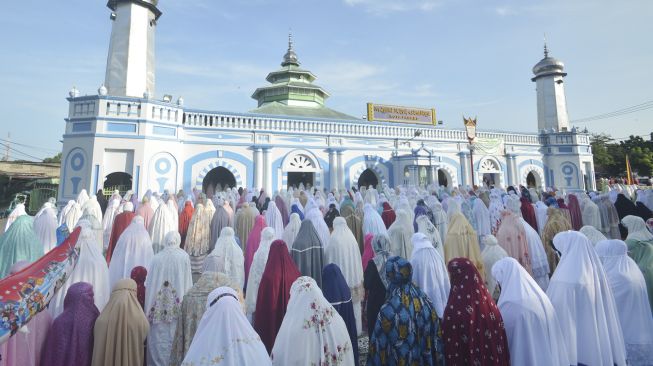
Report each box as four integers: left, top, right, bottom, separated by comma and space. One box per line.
427, 199, 448, 243
281, 213, 301, 252
49, 220, 110, 318
149, 202, 177, 254
58, 200, 75, 226
472, 197, 491, 241
491, 257, 570, 366
580, 225, 608, 246
78, 206, 105, 254
409, 233, 450, 318
203, 227, 245, 290
245, 227, 276, 322
102, 196, 121, 249
546, 230, 627, 366
63, 201, 83, 232
271, 276, 354, 365
325, 217, 364, 335
166, 199, 179, 230
76, 189, 90, 207
264, 201, 284, 239
4, 203, 27, 232
480, 234, 508, 300
534, 201, 549, 234
363, 202, 388, 238
304, 202, 331, 250
416, 215, 444, 260
181, 286, 271, 366
488, 192, 504, 234
387, 209, 414, 259
33, 202, 58, 252
108, 216, 155, 288
145, 231, 193, 366
595, 239, 653, 366
580, 193, 602, 229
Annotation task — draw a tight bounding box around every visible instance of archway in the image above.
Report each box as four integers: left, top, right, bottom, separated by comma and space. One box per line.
526, 172, 537, 188
284, 153, 319, 189
357, 168, 379, 188
103, 172, 132, 198
438, 170, 448, 187
202, 166, 237, 197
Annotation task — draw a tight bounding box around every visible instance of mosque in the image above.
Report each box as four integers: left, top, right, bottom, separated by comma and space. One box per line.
57, 0, 595, 204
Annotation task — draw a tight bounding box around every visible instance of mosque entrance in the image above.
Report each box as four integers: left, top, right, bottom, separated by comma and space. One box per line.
202, 166, 237, 196
287, 172, 314, 189
482, 173, 499, 188
526, 172, 537, 188
103, 172, 132, 198
357, 169, 379, 188
438, 170, 448, 187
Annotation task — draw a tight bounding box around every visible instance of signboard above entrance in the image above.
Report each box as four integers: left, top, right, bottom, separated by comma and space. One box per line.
367, 103, 437, 125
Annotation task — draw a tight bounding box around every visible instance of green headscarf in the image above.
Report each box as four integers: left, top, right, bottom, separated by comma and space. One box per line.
0, 215, 43, 277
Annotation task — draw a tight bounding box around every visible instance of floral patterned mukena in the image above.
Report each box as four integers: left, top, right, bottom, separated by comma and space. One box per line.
303, 301, 335, 333
148, 280, 181, 324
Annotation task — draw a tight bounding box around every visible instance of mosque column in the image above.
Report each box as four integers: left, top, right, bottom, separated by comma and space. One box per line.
458, 152, 469, 187
410, 165, 419, 187
506, 154, 517, 187
253, 147, 262, 190
336, 150, 344, 190
262, 147, 272, 194
328, 149, 337, 192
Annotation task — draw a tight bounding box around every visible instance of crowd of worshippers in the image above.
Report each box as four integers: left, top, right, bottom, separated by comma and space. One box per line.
1, 182, 653, 366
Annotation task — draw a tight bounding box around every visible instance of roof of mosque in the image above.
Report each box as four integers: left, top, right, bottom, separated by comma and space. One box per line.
249, 101, 358, 120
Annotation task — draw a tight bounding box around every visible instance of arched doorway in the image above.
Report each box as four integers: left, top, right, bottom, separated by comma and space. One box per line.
202, 166, 237, 197
284, 153, 319, 189
103, 172, 132, 198
526, 172, 537, 188
438, 170, 448, 187
357, 168, 379, 188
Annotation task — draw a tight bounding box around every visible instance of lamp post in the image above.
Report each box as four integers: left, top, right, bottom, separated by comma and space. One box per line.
463, 116, 477, 187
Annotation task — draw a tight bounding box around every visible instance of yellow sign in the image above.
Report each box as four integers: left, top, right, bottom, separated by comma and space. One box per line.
367, 103, 437, 125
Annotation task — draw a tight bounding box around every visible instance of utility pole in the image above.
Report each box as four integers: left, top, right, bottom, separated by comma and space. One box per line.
2, 132, 9, 161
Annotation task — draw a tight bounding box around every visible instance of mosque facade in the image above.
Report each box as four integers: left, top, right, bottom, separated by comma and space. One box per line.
57, 0, 595, 204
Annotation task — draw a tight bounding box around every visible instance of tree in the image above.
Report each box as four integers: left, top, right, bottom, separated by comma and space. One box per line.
42, 152, 61, 164
590, 133, 615, 176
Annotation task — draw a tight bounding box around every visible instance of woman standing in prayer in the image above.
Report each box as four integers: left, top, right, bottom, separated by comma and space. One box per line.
363, 234, 391, 333
481, 235, 509, 301
130, 266, 147, 310
91, 279, 149, 366
580, 225, 608, 245
209, 199, 233, 251
566, 194, 584, 230
203, 227, 245, 289
245, 228, 276, 321
244, 215, 268, 281
108, 216, 154, 288
416, 214, 444, 260
33, 202, 58, 253
381, 201, 396, 229
595, 239, 653, 365
387, 209, 415, 259
264, 201, 285, 239
169, 272, 238, 365
410, 233, 450, 319
622, 215, 653, 311
0, 215, 44, 277
135, 196, 154, 230
290, 220, 325, 287
281, 212, 301, 251
363, 202, 388, 238
361, 233, 375, 271
148, 201, 176, 254
443, 257, 510, 366
541, 206, 572, 273
444, 212, 486, 281
0, 261, 53, 366
106, 202, 136, 262
254, 240, 301, 353
271, 276, 355, 365
49, 221, 110, 317
235, 202, 258, 250
321, 264, 360, 365
274, 195, 289, 227
325, 217, 364, 335
3, 202, 26, 232
491, 257, 570, 366
546, 231, 627, 366
144, 231, 193, 366
304, 202, 331, 250
184, 203, 211, 278
177, 200, 194, 248
495, 209, 533, 275
41, 282, 99, 366
340, 199, 364, 253
181, 287, 271, 365
367, 256, 444, 366
429, 199, 449, 244
472, 197, 492, 241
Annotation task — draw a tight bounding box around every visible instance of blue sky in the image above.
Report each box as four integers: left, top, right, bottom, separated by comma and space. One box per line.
0, 0, 651, 160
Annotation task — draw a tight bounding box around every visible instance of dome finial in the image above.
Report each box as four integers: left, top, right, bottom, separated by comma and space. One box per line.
282, 29, 300, 67
288, 29, 294, 52
543, 33, 549, 58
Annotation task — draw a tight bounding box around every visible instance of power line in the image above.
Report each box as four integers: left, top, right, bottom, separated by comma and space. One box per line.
0, 142, 46, 161
0, 137, 59, 153
571, 100, 653, 123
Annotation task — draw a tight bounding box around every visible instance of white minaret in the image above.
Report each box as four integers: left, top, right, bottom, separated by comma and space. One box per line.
104, 0, 161, 97
531, 42, 570, 132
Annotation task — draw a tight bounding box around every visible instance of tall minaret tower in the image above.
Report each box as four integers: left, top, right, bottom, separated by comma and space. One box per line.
104, 0, 161, 97
531, 42, 570, 132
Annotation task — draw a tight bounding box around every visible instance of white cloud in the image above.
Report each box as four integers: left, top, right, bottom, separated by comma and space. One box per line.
343, 0, 443, 15
494, 6, 516, 16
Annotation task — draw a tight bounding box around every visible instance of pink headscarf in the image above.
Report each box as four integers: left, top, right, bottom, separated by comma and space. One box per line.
244, 215, 267, 282
361, 233, 375, 271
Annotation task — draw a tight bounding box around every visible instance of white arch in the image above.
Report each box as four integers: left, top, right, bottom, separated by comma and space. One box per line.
281, 149, 322, 172
194, 159, 244, 190
521, 164, 545, 188
437, 164, 458, 187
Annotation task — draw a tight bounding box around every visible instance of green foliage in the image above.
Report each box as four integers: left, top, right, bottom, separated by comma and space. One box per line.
42, 152, 61, 164
592, 133, 653, 177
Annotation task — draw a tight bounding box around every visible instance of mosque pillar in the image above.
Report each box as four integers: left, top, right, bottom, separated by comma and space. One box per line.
262, 147, 272, 194
253, 147, 262, 190
328, 149, 337, 192
506, 154, 517, 187
458, 152, 469, 187
409, 165, 419, 187
336, 150, 344, 190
